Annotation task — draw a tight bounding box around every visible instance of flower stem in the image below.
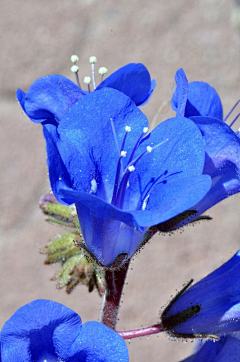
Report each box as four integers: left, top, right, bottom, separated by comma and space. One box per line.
118, 323, 164, 339
100, 260, 130, 330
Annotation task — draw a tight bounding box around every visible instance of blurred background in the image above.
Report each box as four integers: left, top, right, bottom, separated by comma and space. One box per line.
0, 0, 240, 360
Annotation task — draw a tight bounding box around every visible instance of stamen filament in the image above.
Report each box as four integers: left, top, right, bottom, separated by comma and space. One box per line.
224, 99, 240, 122
89, 56, 97, 90
229, 112, 240, 128
140, 170, 182, 209
111, 124, 131, 205
99, 67, 108, 83
91, 63, 96, 90
75, 72, 81, 88
116, 139, 169, 209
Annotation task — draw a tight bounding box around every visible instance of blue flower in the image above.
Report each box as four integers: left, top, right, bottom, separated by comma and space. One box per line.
0, 299, 129, 362
18, 81, 211, 266
162, 250, 240, 337
16, 63, 155, 127
181, 334, 240, 362
169, 69, 240, 228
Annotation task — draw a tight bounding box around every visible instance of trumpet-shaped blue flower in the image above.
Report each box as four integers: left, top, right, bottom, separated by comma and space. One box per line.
181, 334, 240, 362
169, 69, 240, 227
16, 63, 155, 128
0, 299, 129, 362
162, 250, 240, 337
18, 82, 211, 266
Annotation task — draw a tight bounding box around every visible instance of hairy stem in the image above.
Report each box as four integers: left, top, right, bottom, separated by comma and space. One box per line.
118, 323, 164, 339
100, 260, 130, 330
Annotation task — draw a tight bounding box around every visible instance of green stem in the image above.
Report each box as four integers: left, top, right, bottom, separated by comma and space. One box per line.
100, 260, 130, 330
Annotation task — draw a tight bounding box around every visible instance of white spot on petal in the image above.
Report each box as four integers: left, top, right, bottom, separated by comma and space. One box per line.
142, 194, 150, 210
90, 178, 97, 194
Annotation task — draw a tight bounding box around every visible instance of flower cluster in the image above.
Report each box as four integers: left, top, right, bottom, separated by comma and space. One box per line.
169, 69, 240, 229
17, 63, 214, 267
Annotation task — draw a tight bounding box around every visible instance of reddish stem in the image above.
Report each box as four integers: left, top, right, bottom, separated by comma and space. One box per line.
118, 323, 164, 339
100, 260, 130, 330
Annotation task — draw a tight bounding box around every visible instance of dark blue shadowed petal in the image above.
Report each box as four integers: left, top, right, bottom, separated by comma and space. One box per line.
139, 79, 156, 106
57, 321, 129, 362
181, 334, 240, 362
0, 299, 82, 362
162, 251, 240, 335
96, 63, 155, 106
16, 75, 86, 125
75, 200, 146, 266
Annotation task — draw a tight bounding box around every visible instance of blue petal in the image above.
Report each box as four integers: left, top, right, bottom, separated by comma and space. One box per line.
42, 124, 80, 205
76, 200, 146, 266
16, 75, 85, 124
57, 321, 129, 362
171, 69, 188, 117
185, 81, 223, 120
188, 116, 240, 219
58, 87, 148, 202
122, 116, 211, 214
181, 334, 240, 362
0, 299, 82, 362
96, 63, 155, 106
191, 116, 240, 175
139, 79, 156, 106
171, 68, 223, 119
59, 188, 145, 265
131, 175, 211, 227
162, 251, 240, 335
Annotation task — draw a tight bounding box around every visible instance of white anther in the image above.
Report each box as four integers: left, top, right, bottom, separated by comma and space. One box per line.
89, 56, 97, 64
90, 179, 97, 194
98, 67, 108, 75
83, 76, 92, 84
238, 127, 240, 133
146, 146, 152, 153
125, 126, 131, 132
71, 55, 79, 63
143, 127, 149, 133
128, 165, 135, 172
120, 150, 127, 157
71, 65, 79, 73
